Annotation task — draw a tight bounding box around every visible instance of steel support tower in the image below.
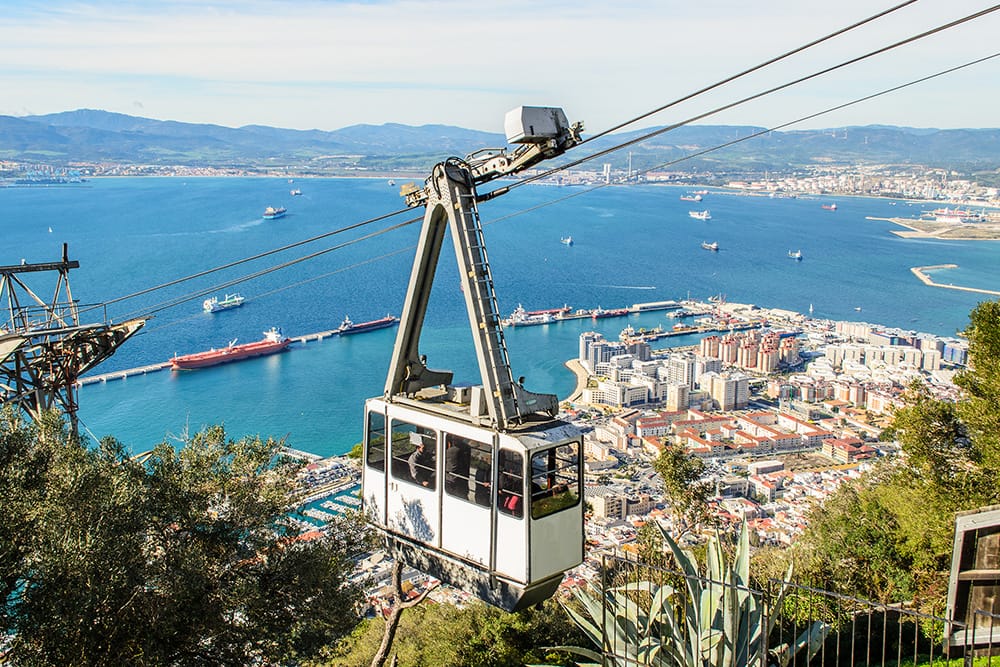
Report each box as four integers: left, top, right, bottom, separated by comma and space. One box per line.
0, 244, 145, 433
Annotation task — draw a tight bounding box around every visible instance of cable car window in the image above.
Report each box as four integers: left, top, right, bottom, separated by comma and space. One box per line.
530, 442, 580, 520
497, 449, 523, 518
390, 420, 436, 490
366, 410, 386, 471
444, 434, 491, 507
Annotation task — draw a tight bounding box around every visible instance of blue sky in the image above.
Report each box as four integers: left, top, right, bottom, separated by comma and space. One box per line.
1, 0, 997, 134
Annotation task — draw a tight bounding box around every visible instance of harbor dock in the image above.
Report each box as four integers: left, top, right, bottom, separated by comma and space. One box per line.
77, 362, 171, 386
79, 299, 687, 388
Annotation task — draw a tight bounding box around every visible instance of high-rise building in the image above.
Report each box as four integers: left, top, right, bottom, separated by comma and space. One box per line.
708, 372, 749, 411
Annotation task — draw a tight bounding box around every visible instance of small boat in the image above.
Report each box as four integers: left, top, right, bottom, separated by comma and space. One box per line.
680, 194, 703, 202
203, 293, 246, 313
788, 250, 803, 260
335, 314, 399, 335
48, 226, 53, 233
263, 206, 287, 219
701, 241, 719, 251
561, 236, 574, 246
693, 190, 708, 195
854, 306, 863, 312
388, 179, 396, 186
290, 189, 302, 196
689, 210, 711, 220
821, 203, 837, 211
170, 327, 290, 370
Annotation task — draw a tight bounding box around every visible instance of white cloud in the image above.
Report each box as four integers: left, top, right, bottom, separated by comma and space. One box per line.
1, 0, 997, 131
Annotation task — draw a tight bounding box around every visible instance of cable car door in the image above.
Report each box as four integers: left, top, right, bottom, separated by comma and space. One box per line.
362, 404, 388, 528
386, 417, 440, 546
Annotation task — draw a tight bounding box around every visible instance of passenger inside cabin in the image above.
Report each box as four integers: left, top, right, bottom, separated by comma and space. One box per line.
444, 436, 472, 497
497, 450, 524, 518
408, 434, 434, 487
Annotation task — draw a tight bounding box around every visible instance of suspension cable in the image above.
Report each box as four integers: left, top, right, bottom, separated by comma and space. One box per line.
581, 0, 919, 145
90, 4, 1000, 320
502, 3, 1000, 193
116, 214, 422, 321
80, 2, 933, 316
123, 50, 998, 324
483, 52, 1000, 228
77, 204, 416, 318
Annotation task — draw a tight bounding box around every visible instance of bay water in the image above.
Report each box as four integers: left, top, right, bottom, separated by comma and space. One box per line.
3, 177, 997, 456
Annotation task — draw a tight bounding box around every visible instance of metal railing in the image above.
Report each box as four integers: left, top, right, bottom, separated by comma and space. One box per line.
586, 552, 993, 667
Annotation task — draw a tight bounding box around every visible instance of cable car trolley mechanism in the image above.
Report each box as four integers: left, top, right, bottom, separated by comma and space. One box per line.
362, 107, 585, 611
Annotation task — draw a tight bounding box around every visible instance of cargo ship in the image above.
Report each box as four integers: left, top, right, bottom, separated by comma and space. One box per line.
263, 206, 287, 219
170, 327, 290, 370
591, 307, 630, 319
821, 203, 837, 211
335, 314, 399, 335
203, 293, 245, 313
680, 194, 703, 202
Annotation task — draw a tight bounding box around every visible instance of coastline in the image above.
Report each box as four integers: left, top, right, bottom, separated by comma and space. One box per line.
563, 359, 590, 404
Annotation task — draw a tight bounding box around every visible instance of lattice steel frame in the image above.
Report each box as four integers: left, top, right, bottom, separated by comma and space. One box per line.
0, 244, 145, 432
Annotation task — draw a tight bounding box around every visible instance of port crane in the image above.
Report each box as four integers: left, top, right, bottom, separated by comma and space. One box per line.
362, 107, 585, 611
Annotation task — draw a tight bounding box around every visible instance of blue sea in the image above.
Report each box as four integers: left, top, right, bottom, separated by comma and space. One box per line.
3, 177, 997, 456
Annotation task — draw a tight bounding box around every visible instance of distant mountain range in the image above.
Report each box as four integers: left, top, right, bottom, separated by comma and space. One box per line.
2, 109, 999, 174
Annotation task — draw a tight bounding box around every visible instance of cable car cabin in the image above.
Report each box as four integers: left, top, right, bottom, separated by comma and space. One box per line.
362, 395, 584, 612
362, 106, 585, 611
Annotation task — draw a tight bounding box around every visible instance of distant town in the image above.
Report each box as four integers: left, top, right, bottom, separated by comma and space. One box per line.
3, 159, 998, 213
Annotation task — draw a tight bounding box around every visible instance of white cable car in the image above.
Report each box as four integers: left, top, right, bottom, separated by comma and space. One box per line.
362, 107, 585, 611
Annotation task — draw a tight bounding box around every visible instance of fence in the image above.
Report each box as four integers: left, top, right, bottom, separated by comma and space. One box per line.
588, 552, 997, 667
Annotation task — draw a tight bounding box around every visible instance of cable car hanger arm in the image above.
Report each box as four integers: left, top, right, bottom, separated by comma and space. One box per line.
400, 107, 583, 209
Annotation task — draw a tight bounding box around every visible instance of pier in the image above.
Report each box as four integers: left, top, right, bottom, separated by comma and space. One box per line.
77, 320, 392, 387
77, 362, 171, 386
910, 264, 1000, 297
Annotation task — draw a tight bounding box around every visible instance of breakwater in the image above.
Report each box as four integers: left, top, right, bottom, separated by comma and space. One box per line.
910, 264, 1000, 297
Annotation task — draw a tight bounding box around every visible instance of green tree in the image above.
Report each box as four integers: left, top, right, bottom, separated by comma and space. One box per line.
322, 598, 586, 666
954, 300, 1000, 475
1, 412, 371, 666
794, 301, 1000, 610
652, 443, 710, 527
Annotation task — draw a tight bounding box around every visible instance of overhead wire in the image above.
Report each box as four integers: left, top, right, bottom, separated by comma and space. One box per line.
117, 214, 422, 321
125, 47, 999, 329
579, 0, 920, 145
481, 52, 1000, 228
76, 203, 417, 319
84, 0, 929, 318
501, 3, 1000, 193
96, 3, 1000, 321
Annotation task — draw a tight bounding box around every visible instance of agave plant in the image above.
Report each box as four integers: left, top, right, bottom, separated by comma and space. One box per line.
553, 522, 829, 667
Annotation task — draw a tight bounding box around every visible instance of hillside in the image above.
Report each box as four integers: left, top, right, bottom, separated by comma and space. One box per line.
1, 109, 999, 174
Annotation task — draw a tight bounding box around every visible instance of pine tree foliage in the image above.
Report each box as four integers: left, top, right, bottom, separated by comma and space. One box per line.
0, 411, 371, 666
791, 301, 1000, 610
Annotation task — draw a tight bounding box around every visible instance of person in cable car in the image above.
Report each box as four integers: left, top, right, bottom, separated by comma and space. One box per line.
498, 450, 524, 518
444, 436, 472, 497
408, 433, 435, 487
